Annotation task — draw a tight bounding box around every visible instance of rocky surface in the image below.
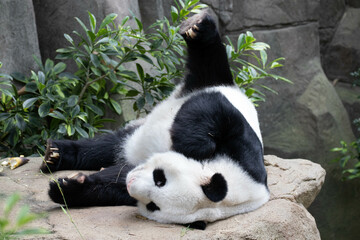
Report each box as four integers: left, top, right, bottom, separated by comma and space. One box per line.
0, 155, 324, 240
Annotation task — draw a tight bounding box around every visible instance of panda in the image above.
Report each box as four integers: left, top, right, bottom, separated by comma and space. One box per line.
43, 10, 269, 230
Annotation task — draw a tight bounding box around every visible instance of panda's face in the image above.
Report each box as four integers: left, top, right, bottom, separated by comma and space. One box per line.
126, 151, 228, 224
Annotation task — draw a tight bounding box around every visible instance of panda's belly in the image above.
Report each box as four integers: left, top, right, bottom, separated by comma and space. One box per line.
123, 95, 188, 166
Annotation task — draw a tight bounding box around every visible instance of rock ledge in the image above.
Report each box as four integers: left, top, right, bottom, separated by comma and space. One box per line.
0, 155, 325, 240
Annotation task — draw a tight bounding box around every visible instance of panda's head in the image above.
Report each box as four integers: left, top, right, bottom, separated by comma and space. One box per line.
126, 151, 228, 225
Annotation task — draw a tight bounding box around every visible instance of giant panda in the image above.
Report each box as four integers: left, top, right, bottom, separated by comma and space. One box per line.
43, 10, 269, 230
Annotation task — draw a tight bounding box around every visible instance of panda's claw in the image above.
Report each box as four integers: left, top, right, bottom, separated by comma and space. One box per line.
40, 139, 61, 173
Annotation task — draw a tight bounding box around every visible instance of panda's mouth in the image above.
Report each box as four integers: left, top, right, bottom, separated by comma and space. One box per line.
146, 201, 160, 212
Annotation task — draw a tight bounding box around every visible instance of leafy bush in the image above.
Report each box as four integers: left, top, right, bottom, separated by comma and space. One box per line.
0, 193, 48, 239
332, 68, 360, 180
0, 0, 289, 158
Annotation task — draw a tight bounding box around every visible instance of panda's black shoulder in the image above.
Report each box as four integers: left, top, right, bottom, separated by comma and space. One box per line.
170, 89, 266, 184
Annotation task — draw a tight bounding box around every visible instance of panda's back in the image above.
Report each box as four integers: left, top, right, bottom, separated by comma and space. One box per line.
124, 85, 266, 185
171, 86, 266, 184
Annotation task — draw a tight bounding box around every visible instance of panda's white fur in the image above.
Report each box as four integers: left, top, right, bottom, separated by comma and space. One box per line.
124, 85, 269, 224
126, 151, 269, 224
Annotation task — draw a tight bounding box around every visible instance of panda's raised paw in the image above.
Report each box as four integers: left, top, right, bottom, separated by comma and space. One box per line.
180, 10, 217, 43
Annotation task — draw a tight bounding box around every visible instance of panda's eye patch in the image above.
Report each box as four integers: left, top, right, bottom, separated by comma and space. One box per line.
153, 169, 166, 187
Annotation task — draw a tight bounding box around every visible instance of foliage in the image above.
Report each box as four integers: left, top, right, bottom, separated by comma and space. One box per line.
225, 32, 291, 104
332, 68, 360, 180
0, 0, 289, 157
0, 193, 49, 239
0, 0, 205, 157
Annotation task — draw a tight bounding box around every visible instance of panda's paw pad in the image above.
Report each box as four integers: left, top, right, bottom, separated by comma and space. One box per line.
67, 172, 86, 184
40, 139, 60, 173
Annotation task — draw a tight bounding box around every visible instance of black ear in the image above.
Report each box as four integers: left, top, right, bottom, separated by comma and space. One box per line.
201, 173, 227, 202
183, 221, 207, 230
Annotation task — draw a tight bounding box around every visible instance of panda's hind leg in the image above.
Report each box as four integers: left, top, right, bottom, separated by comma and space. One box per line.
48, 164, 137, 207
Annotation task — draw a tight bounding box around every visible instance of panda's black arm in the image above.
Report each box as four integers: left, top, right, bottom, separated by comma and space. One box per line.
40, 125, 139, 173
48, 164, 137, 207
180, 10, 234, 94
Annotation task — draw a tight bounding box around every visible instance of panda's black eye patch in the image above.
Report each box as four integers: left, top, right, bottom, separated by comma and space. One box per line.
153, 169, 166, 187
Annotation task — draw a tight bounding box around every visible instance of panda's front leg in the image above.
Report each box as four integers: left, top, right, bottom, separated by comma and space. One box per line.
40, 125, 139, 173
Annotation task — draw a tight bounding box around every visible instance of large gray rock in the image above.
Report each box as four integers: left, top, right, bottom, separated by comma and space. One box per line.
322, 8, 360, 83
318, 0, 345, 51
0, 155, 324, 239
335, 82, 360, 137
0, 0, 41, 81
225, 0, 319, 31
239, 22, 357, 240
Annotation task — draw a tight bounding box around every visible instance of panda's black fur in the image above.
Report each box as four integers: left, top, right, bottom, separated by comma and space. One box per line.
44, 11, 268, 230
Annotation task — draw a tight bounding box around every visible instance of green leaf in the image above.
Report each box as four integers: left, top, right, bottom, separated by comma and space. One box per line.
38, 102, 51, 117
88, 11, 97, 33
136, 96, 145, 110
99, 13, 118, 30
53, 62, 67, 75
171, 6, 179, 23
135, 17, 143, 31
67, 95, 79, 107
90, 54, 101, 68
136, 63, 144, 81
121, 16, 130, 26
75, 17, 89, 33
64, 34, 74, 45
66, 124, 75, 136
110, 98, 122, 115
71, 105, 80, 117
145, 92, 154, 106
45, 59, 54, 73
75, 126, 89, 138
91, 67, 102, 77
260, 50, 267, 68
86, 104, 104, 115
126, 89, 140, 97
15, 114, 26, 131
237, 33, 246, 51
49, 111, 66, 121
23, 97, 39, 109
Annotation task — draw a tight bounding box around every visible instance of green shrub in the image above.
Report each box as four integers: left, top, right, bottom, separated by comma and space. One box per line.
0, 0, 289, 158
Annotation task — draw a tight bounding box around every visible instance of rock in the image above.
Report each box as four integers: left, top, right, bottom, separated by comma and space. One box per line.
322, 8, 360, 83
335, 82, 360, 137
0, 0, 42, 86
225, 0, 319, 31
231, 23, 356, 240
318, 0, 345, 51
0, 155, 324, 239
346, 0, 360, 8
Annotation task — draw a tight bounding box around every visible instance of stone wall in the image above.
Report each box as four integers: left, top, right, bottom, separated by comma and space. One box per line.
1, 0, 359, 239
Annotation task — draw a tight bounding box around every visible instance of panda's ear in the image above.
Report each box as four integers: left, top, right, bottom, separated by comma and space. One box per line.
201, 173, 227, 202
